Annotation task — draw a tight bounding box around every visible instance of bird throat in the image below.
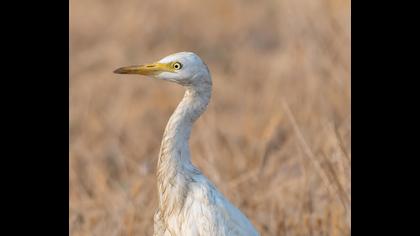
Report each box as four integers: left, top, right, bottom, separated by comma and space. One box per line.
156, 83, 212, 215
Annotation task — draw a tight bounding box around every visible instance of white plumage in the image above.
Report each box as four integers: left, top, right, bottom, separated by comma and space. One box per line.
114, 52, 259, 236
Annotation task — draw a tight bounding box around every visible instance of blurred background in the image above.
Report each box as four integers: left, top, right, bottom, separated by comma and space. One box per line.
70, 0, 350, 235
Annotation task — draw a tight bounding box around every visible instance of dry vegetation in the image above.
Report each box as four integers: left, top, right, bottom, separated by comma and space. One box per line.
70, 0, 350, 235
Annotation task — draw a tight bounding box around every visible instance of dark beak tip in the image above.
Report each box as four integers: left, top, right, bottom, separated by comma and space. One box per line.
113, 68, 123, 74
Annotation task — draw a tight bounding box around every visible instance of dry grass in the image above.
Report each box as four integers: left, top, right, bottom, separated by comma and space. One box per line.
70, 0, 350, 235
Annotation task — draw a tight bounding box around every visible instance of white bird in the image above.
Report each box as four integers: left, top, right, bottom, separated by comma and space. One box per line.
114, 52, 259, 236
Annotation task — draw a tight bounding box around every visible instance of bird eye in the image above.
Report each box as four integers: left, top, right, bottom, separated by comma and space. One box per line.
173, 62, 183, 70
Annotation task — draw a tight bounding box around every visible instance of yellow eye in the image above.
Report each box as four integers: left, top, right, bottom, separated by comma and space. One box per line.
173, 62, 183, 70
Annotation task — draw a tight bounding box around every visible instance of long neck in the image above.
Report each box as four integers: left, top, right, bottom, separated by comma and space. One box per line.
156, 82, 211, 213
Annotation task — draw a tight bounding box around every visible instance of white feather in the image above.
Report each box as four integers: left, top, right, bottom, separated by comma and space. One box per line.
140, 52, 259, 236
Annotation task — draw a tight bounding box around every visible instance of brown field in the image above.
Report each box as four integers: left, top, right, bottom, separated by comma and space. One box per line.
70, 0, 350, 235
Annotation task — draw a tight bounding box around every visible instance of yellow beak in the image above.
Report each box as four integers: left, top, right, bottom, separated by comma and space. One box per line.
113, 62, 174, 76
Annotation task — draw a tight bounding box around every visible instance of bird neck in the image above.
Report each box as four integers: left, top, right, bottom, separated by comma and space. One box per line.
156, 82, 212, 211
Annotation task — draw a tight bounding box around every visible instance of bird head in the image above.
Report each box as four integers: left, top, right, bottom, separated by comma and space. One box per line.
114, 52, 211, 87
